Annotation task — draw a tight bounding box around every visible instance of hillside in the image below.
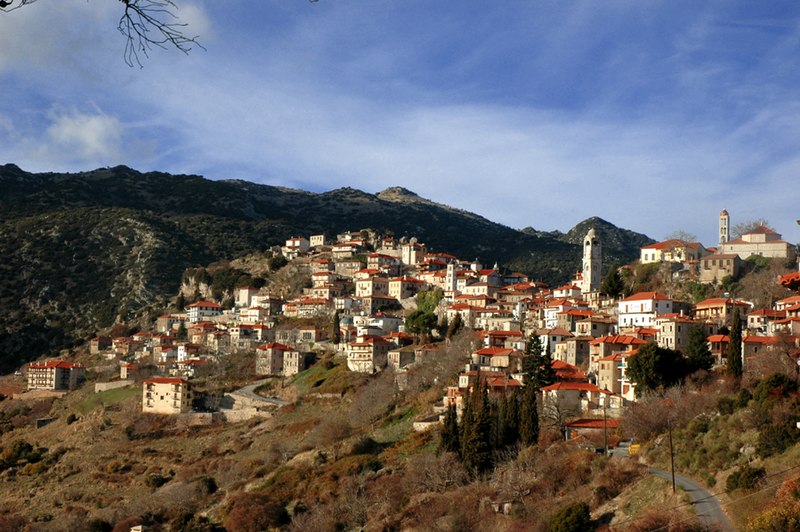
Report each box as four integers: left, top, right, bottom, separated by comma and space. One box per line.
0, 164, 652, 372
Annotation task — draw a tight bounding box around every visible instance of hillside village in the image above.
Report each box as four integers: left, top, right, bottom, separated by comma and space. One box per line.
18, 210, 800, 424
3, 209, 800, 530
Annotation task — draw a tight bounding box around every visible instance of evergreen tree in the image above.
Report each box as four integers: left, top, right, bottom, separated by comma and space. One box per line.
600, 264, 625, 298
503, 391, 520, 447
331, 310, 341, 345
535, 342, 557, 389
175, 291, 186, 311
685, 324, 713, 373
462, 383, 493, 474
728, 309, 743, 378
519, 383, 539, 446
440, 402, 460, 455
459, 388, 474, 460
523, 332, 542, 379
524, 332, 555, 389
626, 341, 686, 395
446, 313, 463, 339
496, 392, 508, 449
176, 320, 187, 341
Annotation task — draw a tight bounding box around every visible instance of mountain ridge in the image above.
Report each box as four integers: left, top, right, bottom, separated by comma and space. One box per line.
0, 164, 654, 372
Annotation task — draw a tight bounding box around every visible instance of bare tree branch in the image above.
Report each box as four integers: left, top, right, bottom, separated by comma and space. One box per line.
118, 0, 204, 68
0, 0, 205, 67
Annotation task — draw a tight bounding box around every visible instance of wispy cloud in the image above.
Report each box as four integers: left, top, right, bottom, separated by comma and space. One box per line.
1, 1, 799, 246
43, 109, 123, 162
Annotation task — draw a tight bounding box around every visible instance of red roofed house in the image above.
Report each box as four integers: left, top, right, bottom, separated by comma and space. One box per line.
346, 336, 390, 373
27, 360, 85, 391
596, 352, 636, 401
186, 301, 222, 323
708, 334, 730, 367
775, 295, 800, 312
256, 342, 294, 376
779, 272, 800, 292
540, 381, 623, 417
564, 418, 621, 446
618, 292, 673, 328
142, 377, 192, 415
589, 335, 646, 373
719, 224, 796, 260
552, 359, 587, 383
748, 309, 787, 334
388, 276, 426, 300
655, 315, 714, 352
694, 297, 751, 326
640, 239, 709, 264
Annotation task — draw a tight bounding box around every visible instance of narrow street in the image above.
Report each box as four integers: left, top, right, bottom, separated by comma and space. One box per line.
648, 468, 734, 531
234, 379, 289, 406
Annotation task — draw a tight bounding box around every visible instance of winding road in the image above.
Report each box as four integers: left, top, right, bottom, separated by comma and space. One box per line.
233, 379, 289, 406
648, 468, 734, 531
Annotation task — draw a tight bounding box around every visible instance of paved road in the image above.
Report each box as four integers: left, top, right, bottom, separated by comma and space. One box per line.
233, 379, 289, 406
648, 468, 734, 531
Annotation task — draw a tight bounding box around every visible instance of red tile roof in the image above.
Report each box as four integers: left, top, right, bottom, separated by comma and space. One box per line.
621, 291, 670, 302
28, 360, 83, 369
144, 377, 188, 385
565, 418, 621, 429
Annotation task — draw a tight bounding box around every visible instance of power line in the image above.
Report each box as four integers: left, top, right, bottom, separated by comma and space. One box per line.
611, 461, 800, 529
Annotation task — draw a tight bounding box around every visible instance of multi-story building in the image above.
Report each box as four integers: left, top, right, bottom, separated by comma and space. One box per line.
142, 377, 192, 415
617, 292, 673, 328
27, 360, 85, 391
185, 301, 222, 323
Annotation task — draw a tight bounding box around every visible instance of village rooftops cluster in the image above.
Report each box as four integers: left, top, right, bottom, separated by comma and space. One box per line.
27, 220, 800, 425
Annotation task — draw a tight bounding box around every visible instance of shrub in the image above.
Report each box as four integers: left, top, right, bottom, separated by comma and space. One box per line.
754, 373, 798, 403
224, 492, 289, 532
757, 421, 800, 458
726, 464, 766, 492
66, 413, 78, 425
145, 473, 171, 488
548, 502, 591, 532
196, 475, 218, 495
717, 396, 736, 415
736, 389, 753, 409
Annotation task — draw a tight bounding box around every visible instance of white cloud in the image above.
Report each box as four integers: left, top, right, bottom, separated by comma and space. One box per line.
44, 110, 122, 161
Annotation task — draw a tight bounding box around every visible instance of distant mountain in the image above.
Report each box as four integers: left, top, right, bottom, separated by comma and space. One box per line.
0, 164, 653, 372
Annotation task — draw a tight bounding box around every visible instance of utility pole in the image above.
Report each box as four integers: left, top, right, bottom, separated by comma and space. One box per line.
668, 417, 676, 494
603, 393, 608, 457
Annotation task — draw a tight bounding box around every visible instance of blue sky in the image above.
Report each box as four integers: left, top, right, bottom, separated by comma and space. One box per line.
2, 1, 800, 247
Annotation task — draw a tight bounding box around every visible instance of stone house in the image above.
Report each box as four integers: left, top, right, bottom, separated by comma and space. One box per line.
142, 377, 192, 415
346, 336, 390, 373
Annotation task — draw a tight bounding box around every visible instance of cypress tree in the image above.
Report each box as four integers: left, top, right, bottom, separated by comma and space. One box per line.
462, 382, 493, 475
519, 381, 539, 446
685, 324, 713, 373
728, 309, 743, 378
535, 342, 557, 389
440, 402, 460, 455
496, 392, 508, 449
524, 332, 555, 389
331, 309, 341, 345
503, 391, 520, 447
459, 388, 474, 460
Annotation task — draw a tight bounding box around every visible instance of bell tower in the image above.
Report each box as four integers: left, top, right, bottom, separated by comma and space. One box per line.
582, 228, 602, 293
719, 209, 730, 245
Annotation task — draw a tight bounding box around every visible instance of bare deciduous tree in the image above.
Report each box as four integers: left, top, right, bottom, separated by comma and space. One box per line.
732, 218, 773, 239
0, 0, 204, 67
663, 229, 697, 242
